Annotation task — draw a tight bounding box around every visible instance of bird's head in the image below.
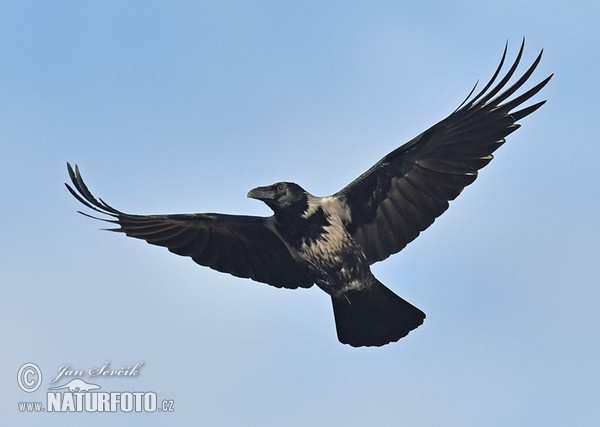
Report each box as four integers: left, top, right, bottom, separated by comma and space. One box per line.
247, 182, 308, 214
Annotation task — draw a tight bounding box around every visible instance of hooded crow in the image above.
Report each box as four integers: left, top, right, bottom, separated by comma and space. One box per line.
66, 40, 551, 347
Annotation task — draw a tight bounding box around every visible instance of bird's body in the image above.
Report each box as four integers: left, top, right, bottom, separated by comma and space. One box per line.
273, 193, 361, 296
255, 188, 425, 346
66, 41, 551, 347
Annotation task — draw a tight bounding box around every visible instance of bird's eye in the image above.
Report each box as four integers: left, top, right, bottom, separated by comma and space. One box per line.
277, 184, 285, 192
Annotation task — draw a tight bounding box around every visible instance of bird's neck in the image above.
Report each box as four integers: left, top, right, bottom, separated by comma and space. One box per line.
274, 206, 329, 250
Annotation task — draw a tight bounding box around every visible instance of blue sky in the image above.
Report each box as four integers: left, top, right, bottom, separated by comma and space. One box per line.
2, 1, 599, 426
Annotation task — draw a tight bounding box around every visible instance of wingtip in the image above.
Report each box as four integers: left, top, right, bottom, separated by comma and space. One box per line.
66, 161, 80, 176
66, 162, 75, 182
65, 162, 125, 219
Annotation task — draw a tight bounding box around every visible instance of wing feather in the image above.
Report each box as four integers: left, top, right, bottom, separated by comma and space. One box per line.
66, 163, 313, 289
336, 40, 552, 264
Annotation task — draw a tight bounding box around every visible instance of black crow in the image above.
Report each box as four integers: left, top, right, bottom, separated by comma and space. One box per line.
66, 41, 551, 347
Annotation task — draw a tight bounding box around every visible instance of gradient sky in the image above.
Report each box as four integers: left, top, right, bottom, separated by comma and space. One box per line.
2, 1, 599, 426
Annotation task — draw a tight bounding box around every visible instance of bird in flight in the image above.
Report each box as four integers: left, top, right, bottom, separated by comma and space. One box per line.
66, 41, 551, 347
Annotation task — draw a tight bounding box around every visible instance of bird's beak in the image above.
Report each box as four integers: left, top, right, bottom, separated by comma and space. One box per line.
247, 185, 275, 201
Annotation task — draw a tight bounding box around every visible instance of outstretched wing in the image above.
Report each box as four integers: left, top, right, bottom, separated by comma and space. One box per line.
66, 163, 313, 289
336, 40, 552, 264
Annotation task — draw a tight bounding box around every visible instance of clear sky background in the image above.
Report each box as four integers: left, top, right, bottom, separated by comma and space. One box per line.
2, 1, 599, 426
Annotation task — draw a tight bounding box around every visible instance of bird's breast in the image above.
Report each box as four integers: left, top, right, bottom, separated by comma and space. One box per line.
296, 218, 370, 293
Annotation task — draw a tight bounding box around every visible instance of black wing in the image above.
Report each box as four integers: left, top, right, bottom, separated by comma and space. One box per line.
66, 163, 313, 289
336, 40, 552, 264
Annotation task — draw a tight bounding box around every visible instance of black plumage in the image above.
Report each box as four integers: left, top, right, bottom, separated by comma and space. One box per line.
66, 41, 551, 347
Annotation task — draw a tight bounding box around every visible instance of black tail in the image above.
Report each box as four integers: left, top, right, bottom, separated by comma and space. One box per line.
331, 279, 425, 347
